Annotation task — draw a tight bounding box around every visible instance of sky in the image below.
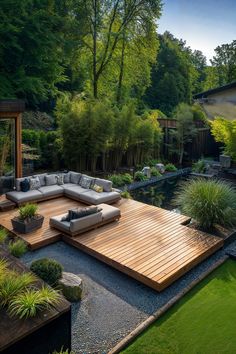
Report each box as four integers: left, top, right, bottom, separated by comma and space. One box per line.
158, 0, 236, 63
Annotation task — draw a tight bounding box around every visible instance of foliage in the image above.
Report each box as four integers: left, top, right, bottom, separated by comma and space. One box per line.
134, 171, 148, 182
145, 32, 207, 115
121, 190, 132, 199
22, 111, 54, 130
0, 271, 36, 306
19, 203, 38, 221
211, 40, 236, 86
192, 160, 206, 173
122, 260, 236, 354
121, 173, 133, 185
8, 285, 60, 319
165, 163, 177, 172
170, 103, 197, 164
52, 349, 75, 354
150, 167, 161, 177
30, 258, 63, 286
0, 228, 8, 244
0, 259, 8, 280
211, 118, 236, 161
8, 240, 28, 258
175, 179, 236, 230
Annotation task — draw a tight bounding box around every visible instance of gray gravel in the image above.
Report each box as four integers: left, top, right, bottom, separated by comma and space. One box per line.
22, 240, 231, 354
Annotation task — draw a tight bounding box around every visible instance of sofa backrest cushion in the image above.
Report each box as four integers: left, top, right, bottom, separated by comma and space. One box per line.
33, 173, 47, 186
79, 175, 95, 189
61, 205, 102, 222
70, 172, 82, 184
70, 211, 103, 233
95, 178, 112, 192
64, 172, 71, 183
45, 174, 58, 186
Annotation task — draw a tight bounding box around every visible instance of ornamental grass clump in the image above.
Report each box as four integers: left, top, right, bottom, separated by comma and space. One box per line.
19, 203, 38, 221
8, 285, 60, 319
0, 228, 8, 244
8, 239, 28, 258
175, 179, 236, 230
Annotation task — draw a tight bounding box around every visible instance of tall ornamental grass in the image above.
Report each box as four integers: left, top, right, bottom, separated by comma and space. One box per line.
175, 179, 236, 230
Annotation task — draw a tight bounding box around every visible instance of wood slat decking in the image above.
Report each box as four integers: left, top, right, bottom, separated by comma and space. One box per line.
0, 197, 223, 291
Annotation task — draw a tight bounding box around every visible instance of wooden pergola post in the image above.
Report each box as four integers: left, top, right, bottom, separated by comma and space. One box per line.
0, 100, 25, 178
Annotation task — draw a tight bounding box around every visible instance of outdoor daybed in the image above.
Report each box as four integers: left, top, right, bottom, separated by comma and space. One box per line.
6, 171, 121, 206
50, 203, 121, 237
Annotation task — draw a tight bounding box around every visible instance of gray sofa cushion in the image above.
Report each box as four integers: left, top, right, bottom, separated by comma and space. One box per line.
33, 173, 47, 186
45, 174, 58, 186
38, 185, 64, 197
6, 190, 43, 203
29, 176, 41, 190
64, 185, 89, 199
95, 178, 112, 192
70, 211, 103, 233
98, 203, 121, 221
78, 190, 120, 205
70, 172, 82, 184
50, 214, 70, 231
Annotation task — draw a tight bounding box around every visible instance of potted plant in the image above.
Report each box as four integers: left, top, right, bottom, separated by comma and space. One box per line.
11, 203, 44, 234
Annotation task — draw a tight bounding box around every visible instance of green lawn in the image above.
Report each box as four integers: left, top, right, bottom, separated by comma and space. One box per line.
123, 259, 236, 354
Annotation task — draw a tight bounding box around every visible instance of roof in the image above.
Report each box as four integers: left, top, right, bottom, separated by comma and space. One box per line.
193, 81, 236, 99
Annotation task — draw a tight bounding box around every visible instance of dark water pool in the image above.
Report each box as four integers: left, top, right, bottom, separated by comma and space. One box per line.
130, 177, 186, 211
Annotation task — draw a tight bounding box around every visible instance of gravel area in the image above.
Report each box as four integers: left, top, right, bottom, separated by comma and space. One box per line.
21, 239, 232, 354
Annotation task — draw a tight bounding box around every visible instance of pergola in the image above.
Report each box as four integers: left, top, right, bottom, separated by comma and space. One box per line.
0, 100, 25, 178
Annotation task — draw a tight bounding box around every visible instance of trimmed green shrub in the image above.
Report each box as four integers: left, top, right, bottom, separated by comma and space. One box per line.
121, 173, 133, 185
108, 174, 124, 187
19, 203, 38, 220
134, 171, 148, 181
52, 348, 75, 354
192, 159, 206, 173
175, 179, 236, 230
8, 240, 28, 258
150, 167, 161, 177
30, 258, 63, 286
165, 163, 177, 172
121, 190, 132, 199
0, 228, 8, 244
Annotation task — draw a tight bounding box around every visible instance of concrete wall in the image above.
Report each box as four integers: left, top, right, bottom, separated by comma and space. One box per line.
199, 87, 236, 120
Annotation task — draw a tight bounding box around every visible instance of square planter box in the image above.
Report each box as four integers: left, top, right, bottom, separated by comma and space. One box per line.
11, 215, 44, 234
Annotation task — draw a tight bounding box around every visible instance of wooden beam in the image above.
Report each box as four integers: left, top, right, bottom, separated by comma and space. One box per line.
15, 114, 22, 178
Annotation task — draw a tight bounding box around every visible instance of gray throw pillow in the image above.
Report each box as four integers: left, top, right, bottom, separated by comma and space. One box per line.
33, 173, 47, 186
29, 176, 41, 190
63, 206, 102, 221
70, 172, 82, 184
45, 174, 58, 186
57, 174, 64, 185
80, 175, 95, 189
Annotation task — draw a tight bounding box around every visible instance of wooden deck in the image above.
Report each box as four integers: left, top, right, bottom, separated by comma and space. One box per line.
0, 197, 223, 291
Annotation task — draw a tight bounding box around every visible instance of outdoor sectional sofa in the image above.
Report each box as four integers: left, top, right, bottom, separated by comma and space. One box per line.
6, 171, 121, 206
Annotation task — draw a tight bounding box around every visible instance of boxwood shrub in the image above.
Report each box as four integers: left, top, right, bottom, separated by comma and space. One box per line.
30, 258, 63, 286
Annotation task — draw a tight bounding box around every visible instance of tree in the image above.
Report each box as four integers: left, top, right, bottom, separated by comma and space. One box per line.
211, 117, 236, 161
145, 32, 195, 115
76, 0, 162, 99
211, 40, 236, 86
170, 103, 197, 165
0, 0, 69, 105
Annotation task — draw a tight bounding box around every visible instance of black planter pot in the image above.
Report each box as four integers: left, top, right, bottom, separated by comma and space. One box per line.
11, 215, 44, 234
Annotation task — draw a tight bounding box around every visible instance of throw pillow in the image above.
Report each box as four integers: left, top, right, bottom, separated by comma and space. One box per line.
80, 175, 95, 189
45, 174, 57, 186
70, 172, 82, 184
64, 206, 102, 221
56, 174, 64, 185
92, 184, 103, 193
33, 173, 47, 186
29, 177, 41, 190
20, 178, 30, 192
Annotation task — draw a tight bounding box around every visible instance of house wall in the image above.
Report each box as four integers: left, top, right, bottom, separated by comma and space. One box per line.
199, 87, 236, 120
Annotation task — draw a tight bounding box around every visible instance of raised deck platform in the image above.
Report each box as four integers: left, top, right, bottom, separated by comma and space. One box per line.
0, 197, 223, 291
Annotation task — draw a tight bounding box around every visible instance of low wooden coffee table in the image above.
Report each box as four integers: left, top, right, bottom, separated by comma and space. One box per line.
0, 199, 16, 212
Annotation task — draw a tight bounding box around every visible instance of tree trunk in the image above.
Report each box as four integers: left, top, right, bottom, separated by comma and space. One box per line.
117, 31, 126, 104
93, 0, 98, 98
